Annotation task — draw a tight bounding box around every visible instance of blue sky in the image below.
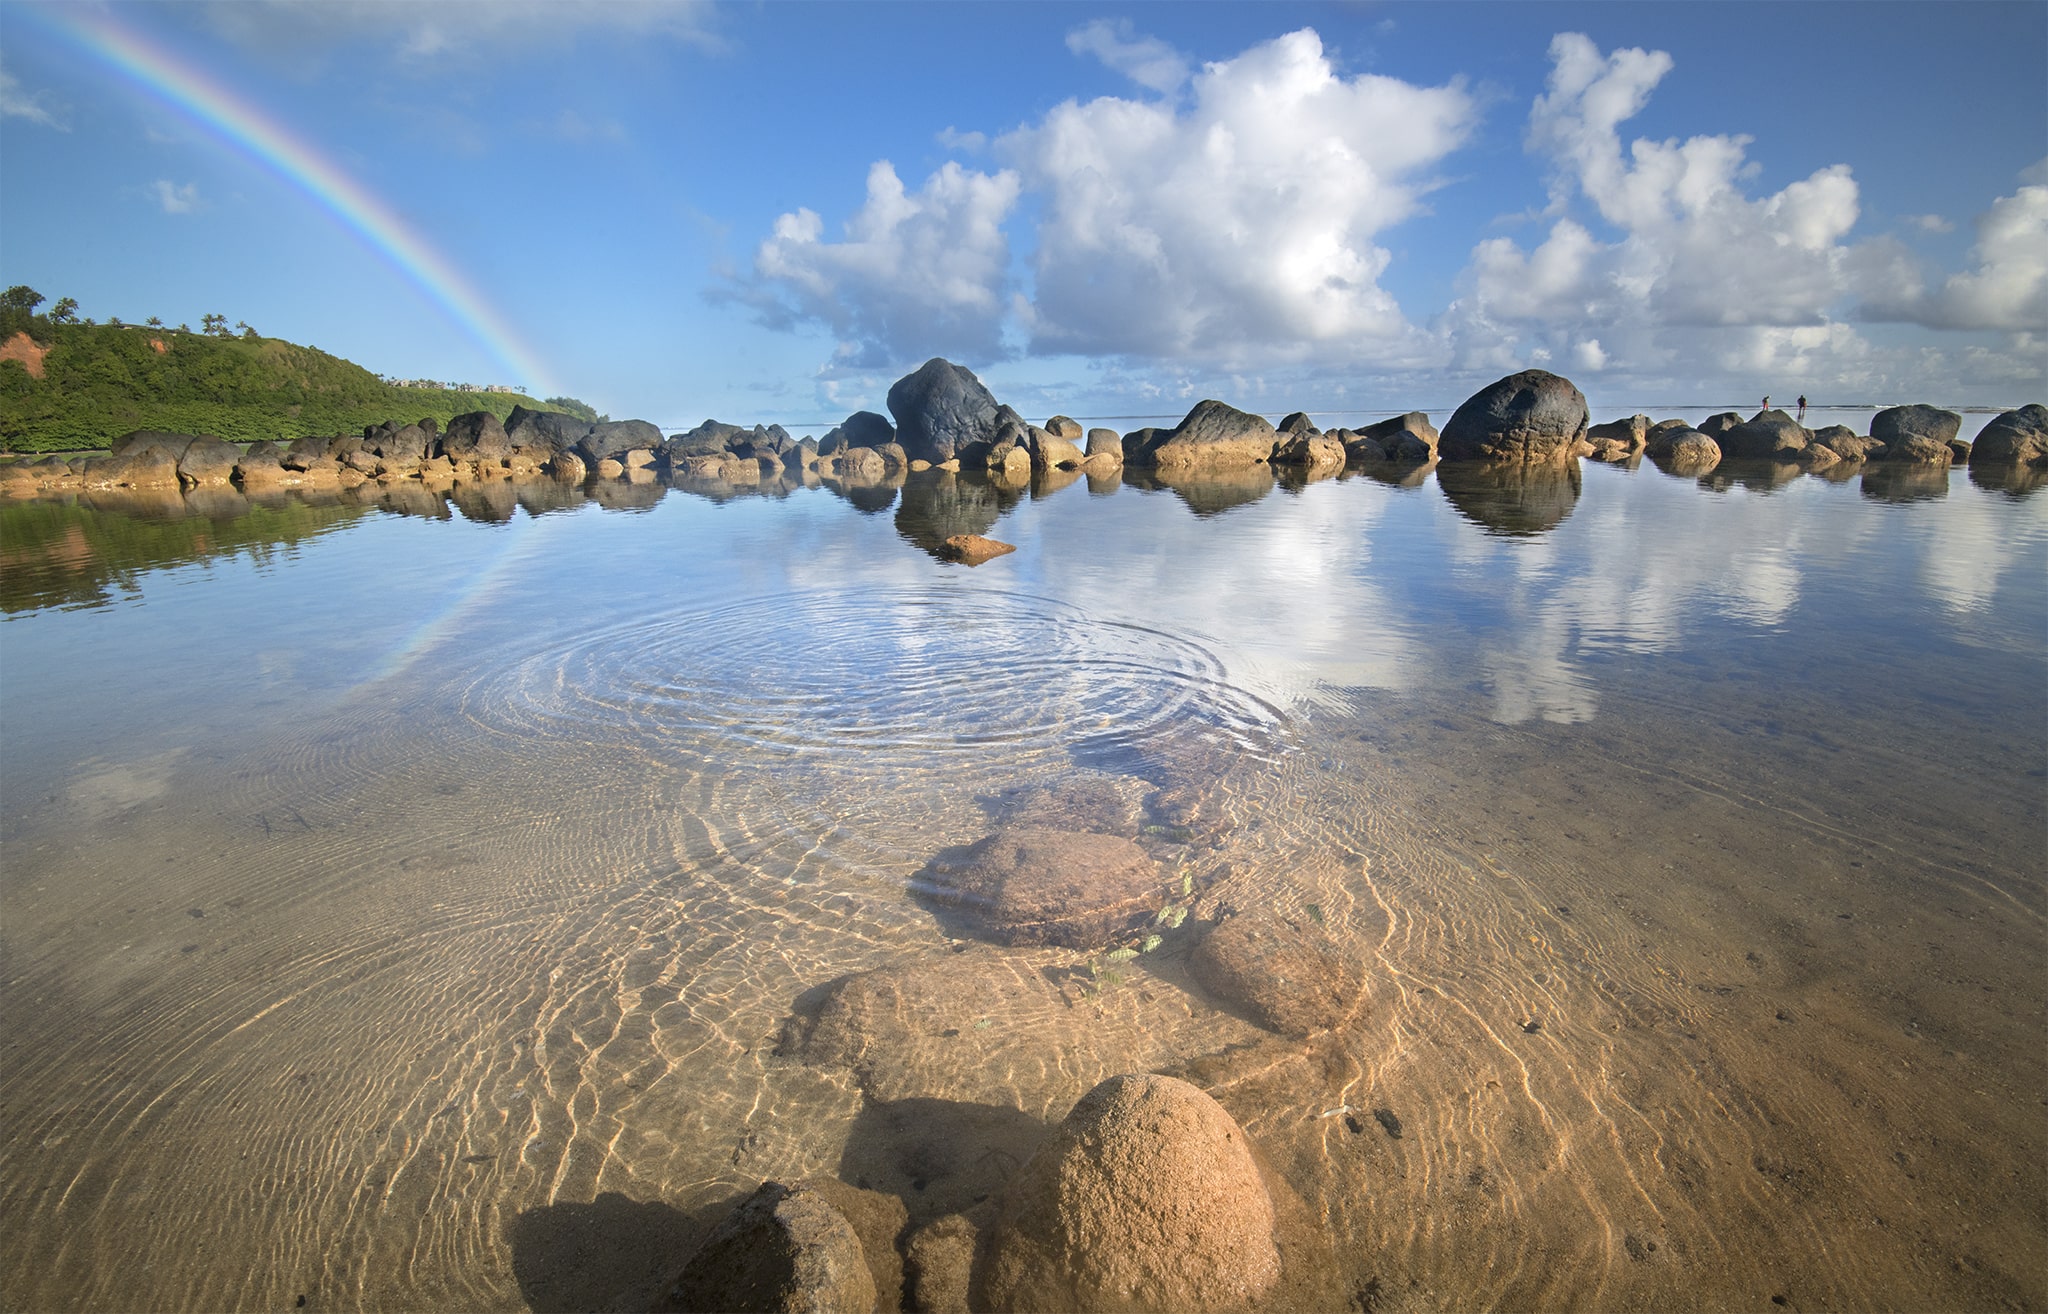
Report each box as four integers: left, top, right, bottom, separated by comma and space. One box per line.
2, 1, 2042, 429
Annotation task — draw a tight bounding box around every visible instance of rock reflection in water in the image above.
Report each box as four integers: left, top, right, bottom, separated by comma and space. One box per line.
1433, 459, 1581, 536
1968, 462, 2046, 499
894, 468, 1024, 558
1122, 464, 1277, 516
1862, 463, 1952, 503
1694, 458, 1804, 494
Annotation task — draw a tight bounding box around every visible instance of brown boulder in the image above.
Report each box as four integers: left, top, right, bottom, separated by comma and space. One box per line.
1140, 400, 1278, 470
656, 1181, 878, 1314
978, 1074, 1281, 1314
938, 534, 1014, 566
1586, 414, 1650, 451
1871, 403, 1961, 450
1189, 908, 1365, 1038
1876, 434, 1954, 465
919, 827, 1163, 946
1969, 403, 2048, 467
1359, 410, 1439, 460
1811, 425, 1880, 461
1044, 415, 1083, 441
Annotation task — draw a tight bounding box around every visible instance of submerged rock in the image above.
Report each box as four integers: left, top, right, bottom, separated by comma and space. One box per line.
978, 1074, 1281, 1314
919, 827, 1164, 946
1189, 908, 1366, 1039
655, 1180, 879, 1314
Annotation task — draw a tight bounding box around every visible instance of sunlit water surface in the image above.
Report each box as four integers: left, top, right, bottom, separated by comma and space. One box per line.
1, 452, 2043, 1312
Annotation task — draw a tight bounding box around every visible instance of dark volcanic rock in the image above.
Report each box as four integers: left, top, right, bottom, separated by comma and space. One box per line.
665, 419, 747, 459
1189, 908, 1366, 1038
1872, 404, 1961, 452
1141, 400, 1278, 470
580, 418, 664, 464
1714, 410, 1810, 461
827, 410, 896, 454
1587, 414, 1650, 452
177, 435, 242, 486
110, 429, 198, 461
1811, 425, 1881, 461
1969, 403, 2048, 467
1875, 434, 1955, 465
441, 411, 510, 462
1436, 459, 1581, 535
504, 406, 593, 454
887, 358, 1004, 464
1439, 370, 1588, 462
1697, 412, 1745, 438
918, 827, 1165, 947
1652, 430, 1721, 474
1358, 411, 1439, 461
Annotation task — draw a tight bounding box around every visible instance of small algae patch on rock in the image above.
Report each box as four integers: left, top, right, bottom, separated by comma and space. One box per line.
977, 1074, 1281, 1314
1189, 908, 1366, 1038
918, 827, 1167, 948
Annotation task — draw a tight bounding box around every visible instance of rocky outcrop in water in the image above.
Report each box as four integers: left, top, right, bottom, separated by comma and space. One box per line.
1717, 410, 1811, 461
1127, 400, 1278, 471
1439, 370, 1589, 463
887, 358, 1005, 465
1969, 403, 2048, 467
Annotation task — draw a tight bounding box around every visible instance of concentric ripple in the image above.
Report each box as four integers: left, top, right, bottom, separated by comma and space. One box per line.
458, 587, 1294, 782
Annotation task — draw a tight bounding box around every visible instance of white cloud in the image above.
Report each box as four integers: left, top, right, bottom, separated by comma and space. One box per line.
2021, 156, 2048, 187
1876, 186, 2048, 331
745, 160, 1022, 369
152, 180, 200, 214
205, 0, 719, 60
1003, 27, 1474, 366
936, 127, 987, 153
1065, 19, 1190, 94
1905, 213, 1955, 234
1, 61, 63, 129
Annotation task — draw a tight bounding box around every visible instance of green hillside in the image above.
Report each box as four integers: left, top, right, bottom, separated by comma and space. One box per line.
0, 301, 551, 453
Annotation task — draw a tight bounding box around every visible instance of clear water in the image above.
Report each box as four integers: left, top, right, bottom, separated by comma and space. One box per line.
1, 453, 2043, 1312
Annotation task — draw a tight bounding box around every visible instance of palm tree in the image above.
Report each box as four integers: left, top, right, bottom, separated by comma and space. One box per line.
48, 297, 78, 324
146, 316, 164, 328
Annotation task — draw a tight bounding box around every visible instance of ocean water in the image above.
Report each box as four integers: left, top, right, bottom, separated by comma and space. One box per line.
0, 448, 2042, 1311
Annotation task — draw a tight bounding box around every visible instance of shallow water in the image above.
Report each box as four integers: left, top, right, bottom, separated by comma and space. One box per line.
1, 455, 2043, 1312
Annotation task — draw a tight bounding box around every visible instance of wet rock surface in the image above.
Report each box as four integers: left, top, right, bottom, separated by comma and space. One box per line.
655, 1180, 878, 1314
1970, 403, 2048, 467
918, 827, 1166, 947
1189, 908, 1366, 1038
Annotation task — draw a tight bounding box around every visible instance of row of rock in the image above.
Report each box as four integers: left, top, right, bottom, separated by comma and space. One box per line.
657, 1073, 1327, 1314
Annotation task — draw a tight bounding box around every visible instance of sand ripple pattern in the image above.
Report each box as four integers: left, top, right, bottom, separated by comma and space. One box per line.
458, 588, 1291, 779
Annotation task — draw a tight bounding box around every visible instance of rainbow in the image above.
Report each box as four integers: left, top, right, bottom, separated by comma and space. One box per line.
25, 6, 556, 397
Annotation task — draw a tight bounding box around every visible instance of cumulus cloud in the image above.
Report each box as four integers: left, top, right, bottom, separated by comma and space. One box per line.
1065, 19, 1190, 94
1004, 27, 1474, 366
152, 180, 200, 214
742, 160, 1021, 368
1904, 213, 1955, 234
1, 61, 63, 128
204, 0, 718, 60
1437, 32, 1957, 391
1867, 185, 2048, 332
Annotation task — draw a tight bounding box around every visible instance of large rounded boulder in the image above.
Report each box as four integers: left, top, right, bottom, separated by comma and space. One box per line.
887, 358, 1004, 464
177, 435, 242, 486
917, 827, 1164, 947
442, 411, 511, 462
1872, 404, 1961, 451
1716, 410, 1810, 460
1438, 370, 1588, 462
978, 1074, 1281, 1314
1968, 403, 2047, 467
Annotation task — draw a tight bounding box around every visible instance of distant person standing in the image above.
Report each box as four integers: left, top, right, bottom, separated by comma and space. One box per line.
1797, 395, 1808, 421
1761, 394, 1771, 413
